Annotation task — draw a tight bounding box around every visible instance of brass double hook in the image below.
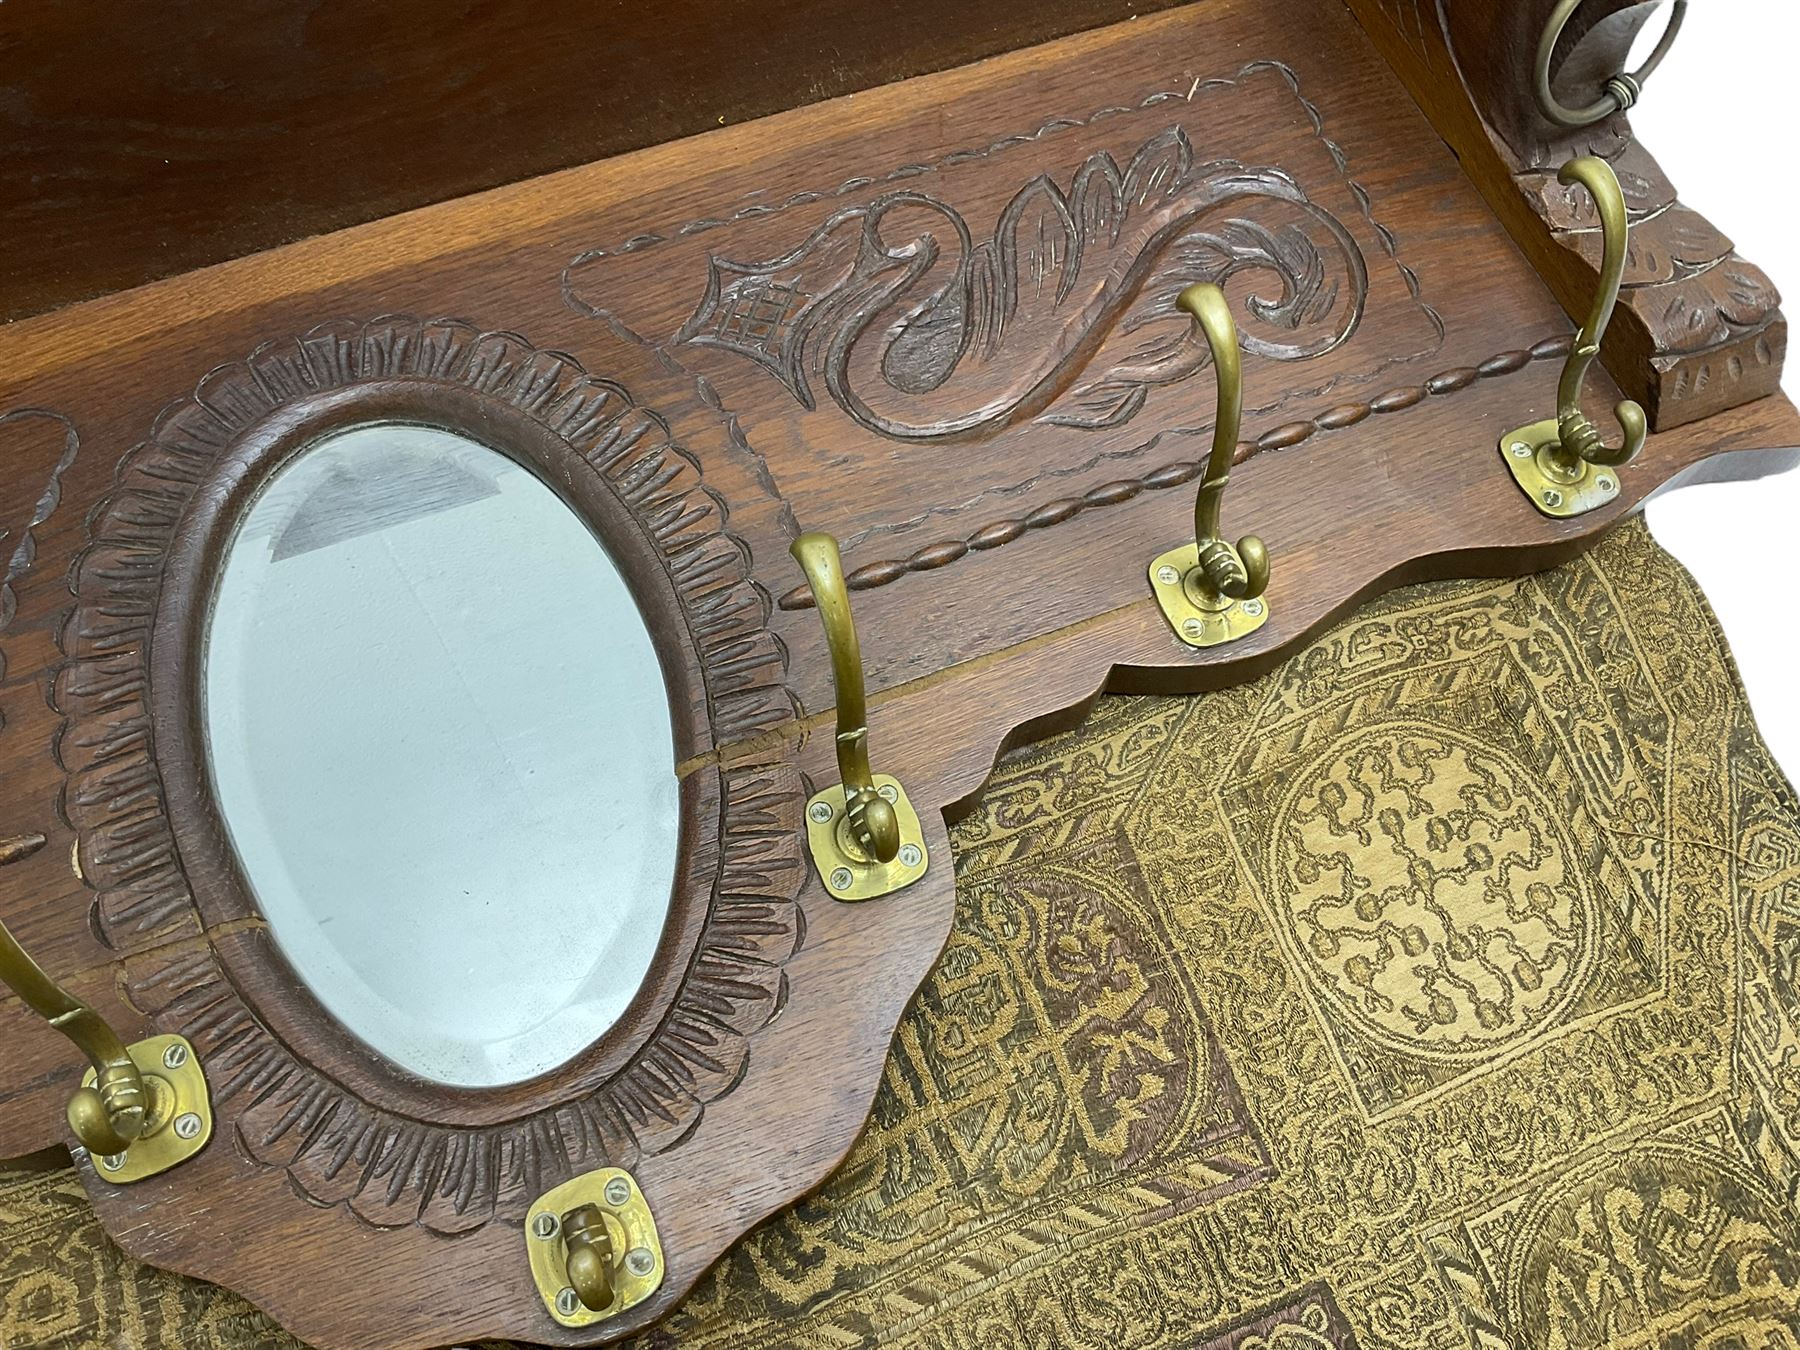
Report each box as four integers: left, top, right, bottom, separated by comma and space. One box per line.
1149, 282, 1271, 648
0, 831, 211, 1181
1501, 155, 1646, 517
790, 533, 928, 901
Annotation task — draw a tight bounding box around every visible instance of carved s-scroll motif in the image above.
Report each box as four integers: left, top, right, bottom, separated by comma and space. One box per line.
678, 129, 1366, 440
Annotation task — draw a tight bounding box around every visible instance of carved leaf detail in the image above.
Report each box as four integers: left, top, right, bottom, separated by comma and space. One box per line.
677, 126, 1366, 441
1715, 264, 1784, 331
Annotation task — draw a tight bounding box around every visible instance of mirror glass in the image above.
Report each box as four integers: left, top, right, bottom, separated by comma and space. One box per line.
204, 424, 679, 1087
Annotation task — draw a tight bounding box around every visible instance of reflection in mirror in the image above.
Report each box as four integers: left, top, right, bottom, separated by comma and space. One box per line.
204, 424, 679, 1087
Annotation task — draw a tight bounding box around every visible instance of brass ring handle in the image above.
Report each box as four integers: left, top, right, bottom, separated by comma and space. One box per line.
0, 834, 147, 1156
561, 1204, 617, 1312
790, 532, 900, 865
1179, 283, 1269, 605
1550, 156, 1647, 473
1535, 0, 1687, 129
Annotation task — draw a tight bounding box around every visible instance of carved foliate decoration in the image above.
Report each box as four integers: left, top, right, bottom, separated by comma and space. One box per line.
567, 61, 1448, 566
52, 317, 806, 1229
674, 131, 1367, 439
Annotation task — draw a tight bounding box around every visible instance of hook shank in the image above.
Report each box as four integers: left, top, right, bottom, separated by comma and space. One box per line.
1176, 284, 1269, 602
790, 532, 900, 863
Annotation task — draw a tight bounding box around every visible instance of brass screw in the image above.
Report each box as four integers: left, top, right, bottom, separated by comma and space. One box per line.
162, 1044, 189, 1070
174, 1113, 203, 1140
877, 784, 899, 803
1182, 618, 1205, 640
807, 801, 833, 823
532, 1212, 559, 1240
899, 844, 923, 868
626, 1247, 656, 1277
1597, 474, 1616, 492
1242, 599, 1264, 617
1156, 565, 1180, 584
1542, 489, 1564, 508
604, 1178, 632, 1206
556, 1288, 581, 1317
99, 1152, 126, 1172
830, 867, 854, 891
1511, 441, 1532, 458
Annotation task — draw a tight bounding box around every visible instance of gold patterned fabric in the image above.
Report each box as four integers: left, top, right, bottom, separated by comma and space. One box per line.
7, 518, 1800, 1349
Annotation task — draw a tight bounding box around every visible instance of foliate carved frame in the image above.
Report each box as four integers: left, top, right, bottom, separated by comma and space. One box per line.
53, 316, 807, 1229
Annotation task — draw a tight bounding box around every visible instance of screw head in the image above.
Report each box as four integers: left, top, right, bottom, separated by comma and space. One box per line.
1542, 489, 1563, 508
533, 1212, 560, 1240
556, 1287, 581, 1317
899, 844, 923, 868
604, 1177, 632, 1206
807, 800, 833, 823
161, 1043, 189, 1070
829, 867, 854, 891
1181, 618, 1205, 639
1597, 475, 1615, 492
877, 783, 899, 803
1241, 598, 1264, 617
1511, 441, 1532, 458
1156, 565, 1180, 585
626, 1247, 656, 1277
99, 1152, 126, 1172
173, 1112, 203, 1140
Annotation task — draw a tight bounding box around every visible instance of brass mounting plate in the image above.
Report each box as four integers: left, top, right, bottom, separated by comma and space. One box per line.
1149, 543, 1270, 649
527, 1167, 665, 1328
1500, 420, 1622, 518
85, 1034, 211, 1184
804, 774, 928, 901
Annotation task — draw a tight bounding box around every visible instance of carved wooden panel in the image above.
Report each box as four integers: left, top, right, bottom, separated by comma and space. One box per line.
568, 64, 1449, 612
0, 1, 1794, 1347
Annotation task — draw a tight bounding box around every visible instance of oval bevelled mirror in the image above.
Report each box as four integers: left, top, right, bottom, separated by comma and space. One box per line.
202, 423, 679, 1088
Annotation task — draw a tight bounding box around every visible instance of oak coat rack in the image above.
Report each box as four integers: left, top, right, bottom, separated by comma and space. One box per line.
0, 1, 1792, 1345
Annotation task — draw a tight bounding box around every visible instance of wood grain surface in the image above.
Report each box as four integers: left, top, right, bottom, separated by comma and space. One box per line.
0, 2, 1795, 1346
0, 0, 1188, 324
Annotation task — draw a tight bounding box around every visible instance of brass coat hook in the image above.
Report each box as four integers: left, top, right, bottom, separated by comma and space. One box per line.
1500, 156, 1647, 518
1149, 283, 1271, 648
790, 532, 927, 901
0, 832, 211, 1181
527, 1168, 665, 1328
1535, 0, 1686, 129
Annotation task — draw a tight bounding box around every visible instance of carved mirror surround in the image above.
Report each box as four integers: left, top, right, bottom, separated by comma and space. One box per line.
0, 0, 1793, 1346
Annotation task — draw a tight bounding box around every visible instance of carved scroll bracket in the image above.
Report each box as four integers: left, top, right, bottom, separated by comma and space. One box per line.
1345, 0, 1785, 431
